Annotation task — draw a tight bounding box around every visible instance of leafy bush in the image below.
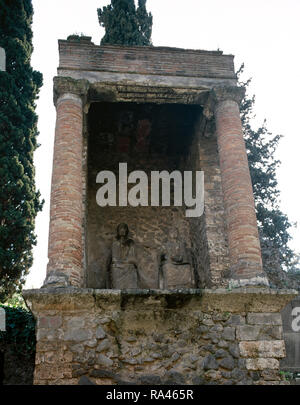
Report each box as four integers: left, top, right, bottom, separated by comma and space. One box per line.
0, 305, 36, 357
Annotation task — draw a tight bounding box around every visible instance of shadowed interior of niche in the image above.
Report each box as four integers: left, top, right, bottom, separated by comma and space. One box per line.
86, 101, 207, 290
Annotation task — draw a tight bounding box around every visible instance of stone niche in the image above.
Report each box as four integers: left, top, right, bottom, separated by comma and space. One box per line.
86, 101, 211, 290
23, 38, 297, 385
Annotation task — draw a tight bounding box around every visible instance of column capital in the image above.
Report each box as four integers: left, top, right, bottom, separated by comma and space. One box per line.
53, 76, 89, 107
204, 85, 245, 119
212, 85, 245, 105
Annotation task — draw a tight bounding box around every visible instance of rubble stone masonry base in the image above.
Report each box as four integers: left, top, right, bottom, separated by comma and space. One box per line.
23, 287, 297, 385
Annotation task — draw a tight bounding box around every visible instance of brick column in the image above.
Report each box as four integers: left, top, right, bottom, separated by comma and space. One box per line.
211, 86, 269, 287
43, 78, 88, 287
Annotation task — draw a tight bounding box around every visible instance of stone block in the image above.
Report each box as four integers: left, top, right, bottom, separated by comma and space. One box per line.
226, 315, 246, 325
97, 354, 114, 367
139, 375, 162, 385
49, 316, 62, 329
78, 376, 96, 385
63, 328, 90, 342
211, 324, 223, 332
197, 326, 208, 335
254, 380, 289, 385
218, 356, 235, 370
236, 325, 261, 341
67, 317, 85, 329
69, 343, 85, 353
213, 312, 231, 322
215, 349, 228, 359
86, 339, 97, 348
96, 326, 106, 339
90, 369, 115, 379
96, 339, 110, 353
259, 326, 283, 340
203, 354, 218, 370
222, 327, 235, 341
239, 341, 285, 358
202, 318, 214, 326
218, 340, 229, 348
204, 370, 222, 381
231, 368, 248, 382
37, 328, 57, 341
247, 313, 282, 326
44, 351, 56, 364
245, 358, 279, 370
228, 344, 240, 359
55, 365, 73, 379
261, 369, 281, 381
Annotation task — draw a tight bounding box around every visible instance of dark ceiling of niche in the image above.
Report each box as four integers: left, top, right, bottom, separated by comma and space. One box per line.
88, 102, 202, 158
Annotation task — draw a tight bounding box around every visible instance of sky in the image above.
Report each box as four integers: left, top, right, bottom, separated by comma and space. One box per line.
25, 0, 300, 288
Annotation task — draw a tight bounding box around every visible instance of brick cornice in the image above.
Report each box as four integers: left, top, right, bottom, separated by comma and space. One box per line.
53, 76, 89, 107
203, 85, 245, 119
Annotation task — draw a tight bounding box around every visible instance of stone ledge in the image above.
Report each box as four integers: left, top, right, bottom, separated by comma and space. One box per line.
23, 287, 297, 313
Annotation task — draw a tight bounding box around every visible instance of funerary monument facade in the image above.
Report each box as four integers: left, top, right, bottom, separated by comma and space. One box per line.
23, 36, 297, 385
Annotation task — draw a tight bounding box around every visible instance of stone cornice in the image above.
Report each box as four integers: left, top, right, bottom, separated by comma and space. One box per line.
23, 287, 297, 313
53, 76, 89, 107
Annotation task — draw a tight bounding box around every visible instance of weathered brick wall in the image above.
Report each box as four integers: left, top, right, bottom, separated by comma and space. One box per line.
184, 115, 229, 288
23, 288, 296, 385
58, 38, 236, 80
196, 121, 230, 287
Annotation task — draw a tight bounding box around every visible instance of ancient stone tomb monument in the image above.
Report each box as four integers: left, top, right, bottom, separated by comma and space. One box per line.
23, 36, 297, 385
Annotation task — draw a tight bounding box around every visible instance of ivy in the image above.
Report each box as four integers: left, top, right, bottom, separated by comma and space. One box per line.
0, 305, 36, 357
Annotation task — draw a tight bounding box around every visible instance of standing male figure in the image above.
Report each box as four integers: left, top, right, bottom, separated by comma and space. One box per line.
110, 223, 138, 289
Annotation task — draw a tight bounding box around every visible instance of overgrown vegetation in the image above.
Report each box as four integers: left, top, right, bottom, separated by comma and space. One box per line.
0, 305, 36, 357
0, 0, 43, 301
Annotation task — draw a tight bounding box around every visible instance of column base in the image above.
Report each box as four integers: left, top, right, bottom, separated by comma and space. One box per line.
229, 275, 270, 289
42, 271, 70, 288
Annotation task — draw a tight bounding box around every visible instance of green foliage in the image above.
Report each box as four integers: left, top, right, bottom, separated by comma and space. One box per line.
98, 0, 153, 46
0, 305, 36, 357
238, 64, 295, 269
288, 254, 300, 274
279, 370, 294, 381
3, 292, 27, 309
0, 0, 43, 301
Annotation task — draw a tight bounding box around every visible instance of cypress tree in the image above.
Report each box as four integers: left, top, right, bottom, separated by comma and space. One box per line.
98, 0, 153, 46
0, 0, 43, 301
